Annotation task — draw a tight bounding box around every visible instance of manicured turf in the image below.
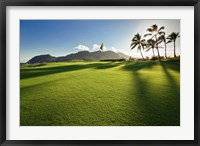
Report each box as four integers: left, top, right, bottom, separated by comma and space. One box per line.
20, 60, 180, 126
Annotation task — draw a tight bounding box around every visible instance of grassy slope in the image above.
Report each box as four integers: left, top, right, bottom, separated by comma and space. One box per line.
20, 60, 180, 126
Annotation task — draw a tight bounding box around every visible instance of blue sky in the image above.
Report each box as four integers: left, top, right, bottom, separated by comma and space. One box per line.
20, 20, 180, 62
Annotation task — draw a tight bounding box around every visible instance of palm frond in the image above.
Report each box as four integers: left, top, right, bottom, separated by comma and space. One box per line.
167, 32, 180, 41
130, 42, 138, 50
166, 35, 172, 39
166, 40, 172, 44
158, 26, 165, 32
147, 28, 153, 32
158, 31, 165, 35
131, 36, 138, 41
144, 33, 152, 37
151, 24, 158, 31
145, 48, 152, 52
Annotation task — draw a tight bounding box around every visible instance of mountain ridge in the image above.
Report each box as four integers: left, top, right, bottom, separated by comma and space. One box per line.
27, 50, 130, 64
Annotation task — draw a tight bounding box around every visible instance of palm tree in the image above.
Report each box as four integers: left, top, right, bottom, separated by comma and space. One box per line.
144, 24, 165, 38
158, 34, 167, 58
146, 39, 156, 57
144, 24, 165, 60
130, 33, 146, 59
167, 32, 180, 57
146, 39, 163, 58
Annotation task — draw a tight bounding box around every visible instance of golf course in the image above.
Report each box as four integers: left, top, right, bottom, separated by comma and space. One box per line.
20, 59, 180, 126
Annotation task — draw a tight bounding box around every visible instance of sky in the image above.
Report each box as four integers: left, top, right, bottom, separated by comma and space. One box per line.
20, 20, 180, 63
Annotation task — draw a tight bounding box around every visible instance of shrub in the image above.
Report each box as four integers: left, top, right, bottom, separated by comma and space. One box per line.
100, 59, 126, 62
26, 63, 47, 67
151, 56, 165, 60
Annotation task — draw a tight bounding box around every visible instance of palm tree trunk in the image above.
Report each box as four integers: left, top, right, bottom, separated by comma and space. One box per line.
174, 41, 176, 57
165, 43, 167, 58
156, 48, 161, 61
155, 35, 161, 60
152, 48, 155, 56
140, 49, 144, 59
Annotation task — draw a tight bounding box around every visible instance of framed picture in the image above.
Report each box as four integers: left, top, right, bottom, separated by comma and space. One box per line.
0, 0, 199, 145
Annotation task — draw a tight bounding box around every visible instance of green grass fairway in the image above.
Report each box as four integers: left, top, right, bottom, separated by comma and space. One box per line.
20, 60, 180, 126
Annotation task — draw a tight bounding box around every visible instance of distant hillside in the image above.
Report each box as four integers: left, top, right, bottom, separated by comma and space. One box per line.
27, 51, 130, 64
20, 63, 27, 66
117, 52, 130, 60
27, 54, 57, 64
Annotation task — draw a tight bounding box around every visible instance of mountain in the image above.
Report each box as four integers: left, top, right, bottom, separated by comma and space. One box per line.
117, 52, 130, 60
27, 54, 57, 64
20, 63, 27, 66
27, 51, 130, 64
57, 51, 94, 62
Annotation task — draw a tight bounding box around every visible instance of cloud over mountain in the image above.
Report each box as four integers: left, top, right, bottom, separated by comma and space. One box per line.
75, 45, 90, 51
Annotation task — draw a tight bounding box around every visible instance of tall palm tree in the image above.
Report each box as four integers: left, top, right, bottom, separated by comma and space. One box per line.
146, 39, 163, 58
146, 39, 156, 57
144, 24, 165, 60
167, 32, 180, 57
130, 33, 146, 59
158, 34, 167, 58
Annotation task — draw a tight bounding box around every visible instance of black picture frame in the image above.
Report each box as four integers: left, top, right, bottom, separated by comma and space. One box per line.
0, 0, 199, 145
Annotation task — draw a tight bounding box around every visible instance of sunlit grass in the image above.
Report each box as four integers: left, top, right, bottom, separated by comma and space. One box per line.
20, 60, 180, 126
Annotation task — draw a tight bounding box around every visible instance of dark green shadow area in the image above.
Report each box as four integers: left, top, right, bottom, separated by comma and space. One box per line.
160, 60, 180, 72
20, 62, 123, 79
121, 61, 180, 126
94, 62, 124, 69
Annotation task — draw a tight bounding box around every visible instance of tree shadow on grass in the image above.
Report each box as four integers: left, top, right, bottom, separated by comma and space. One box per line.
20, 78, 62, 95
21, 62, 122, 79
160, 61, 180, 89
123, 61, 157, 72
161, 60, 180, 73
94, 62, 124, 69
122, 60, 180, 126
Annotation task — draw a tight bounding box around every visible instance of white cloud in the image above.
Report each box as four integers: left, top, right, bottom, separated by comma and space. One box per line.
75, 45, 90, 51
20, 58, 29, 63
111, 47, 130, 56
111, 47, 117, 53
92, 44, 100, 50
